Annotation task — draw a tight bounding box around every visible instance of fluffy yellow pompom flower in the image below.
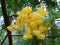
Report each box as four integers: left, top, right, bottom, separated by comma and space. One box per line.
37, 5, 45, 11
32, 30, 45, 40
7, 24, 15, 31
23, 34, 32, 40
37, 34, 45, 40
22, 6, 32, 14
7, 26, 13, 31
26, 27, 32, 34
7, 5, 50, 40
37, 5, 48, 16
16, 11, 21, 16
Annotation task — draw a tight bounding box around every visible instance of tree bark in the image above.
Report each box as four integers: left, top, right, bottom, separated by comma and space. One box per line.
1, 0, 12, 45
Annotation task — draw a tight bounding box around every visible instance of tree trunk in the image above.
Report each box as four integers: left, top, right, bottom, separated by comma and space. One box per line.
1, 0, 12, 45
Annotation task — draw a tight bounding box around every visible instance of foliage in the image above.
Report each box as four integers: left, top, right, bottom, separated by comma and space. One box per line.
0, 0, 60, 45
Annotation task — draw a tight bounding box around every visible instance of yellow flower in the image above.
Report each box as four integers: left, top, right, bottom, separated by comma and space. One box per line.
7, 5, 49, 40
22, 6, 32, 14
39, 26, 48, 32
33, 30, 40, 36
23, 34, 28, 40
26, 27, 32, 34
37, 19, 43, 25
37, 5, 45, 12
16, 17, 21, 23
37, 5, 48, 16
23, 34, 32, 40
29, 22, 37, 29
32, 30, 45, 40
16, 11, 21, 15
7, 26, 13, 31
7, 24, 16, 31
42, 11, 48, 16
28, 13, 36, 20
37, 34, 45, 40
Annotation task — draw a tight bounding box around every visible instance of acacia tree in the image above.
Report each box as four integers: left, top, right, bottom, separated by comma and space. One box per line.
0, 0, 60, 45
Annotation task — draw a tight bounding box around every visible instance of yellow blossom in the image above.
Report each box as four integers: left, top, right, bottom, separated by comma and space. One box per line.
16, 11, 21, 15
22, 6, 32, 14
37, 34, 45, 40
29, 22, 37, 29
7, 5, 49, 40
32, 30, 45, 40
37, 5, 45, 12
23, 34, 32, 40
7, 26, 13, 31
26, 27, 32, 34
7, 24, 15, 31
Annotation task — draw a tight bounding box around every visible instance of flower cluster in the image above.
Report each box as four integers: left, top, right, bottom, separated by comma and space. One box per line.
7, 5, 49, 40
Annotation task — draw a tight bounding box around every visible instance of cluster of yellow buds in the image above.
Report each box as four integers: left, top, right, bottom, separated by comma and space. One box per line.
7, 5, 50, 40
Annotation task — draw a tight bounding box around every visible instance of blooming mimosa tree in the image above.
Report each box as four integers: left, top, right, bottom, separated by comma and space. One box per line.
7, 5, 51, 45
